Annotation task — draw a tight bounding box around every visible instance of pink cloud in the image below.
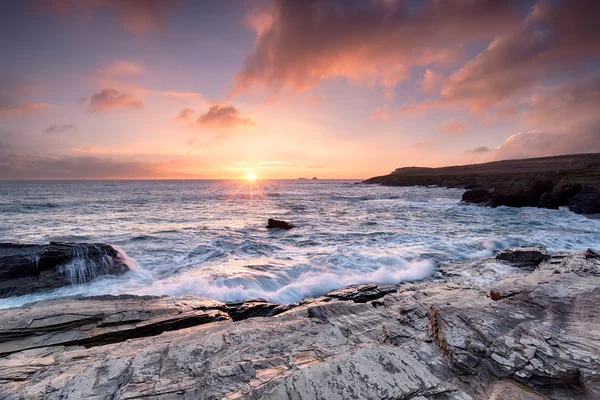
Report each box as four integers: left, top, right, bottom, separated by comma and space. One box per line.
196, 105, 255, 129
98, 60, 142, 77
177, 108, 194, 121
88, 88, 143, 112
403, 1, 600, 115
436, 120, 466, 135
234, 0, 522, 96
421, 70, 443, 94
0, 103, 55, 118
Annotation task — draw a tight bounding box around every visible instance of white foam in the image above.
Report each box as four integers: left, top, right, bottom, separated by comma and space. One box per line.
133, 258, 434, 304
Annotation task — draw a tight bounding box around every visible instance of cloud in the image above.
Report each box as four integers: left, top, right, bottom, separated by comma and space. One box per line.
421, 70, 443, 94
196, 105, 255, 129
177, 108, 194, 121
0, 103, 55, 118
466, 146, 492, 154
436, 120, 465, 135
44, 124, 77, 134
0, 154, 204, 179
488, 128, 600, 161
487, 76, 600, 161
234, 0, 522, 95
88, 88, 143, 112
403, 0, 600, 114
43, 0, 181, 34
161, 91, 204, 101
98, 60, 142, 77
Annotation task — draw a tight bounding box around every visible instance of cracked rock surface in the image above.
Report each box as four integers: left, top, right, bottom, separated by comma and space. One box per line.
0, 248, 598, 399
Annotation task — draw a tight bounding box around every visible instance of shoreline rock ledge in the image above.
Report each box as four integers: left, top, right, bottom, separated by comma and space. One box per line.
0, 247, 599, 399
0, 242, 131, 298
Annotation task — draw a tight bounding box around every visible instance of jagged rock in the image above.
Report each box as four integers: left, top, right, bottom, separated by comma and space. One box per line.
0, 242, 131, 298
0, 249, 598, 399
266, 218, 295, 230
568, 188, 600, 215
324, 283, 397, 303
226, 299, 286, 321
496, 247, 549, 267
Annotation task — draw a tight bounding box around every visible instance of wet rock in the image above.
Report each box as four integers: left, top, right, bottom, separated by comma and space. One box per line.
568, 188, 600, 215
552, 182, 582, 206
325, 283, 397, 303
226, 299, 285, 321
462, 189, 491, 204
536, 192, 559, 209
496, 247, 549, 267
266, 218, 295, 230
0, 242, 131, 298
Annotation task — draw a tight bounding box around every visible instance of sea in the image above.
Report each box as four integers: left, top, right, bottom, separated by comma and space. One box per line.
1, 179, 599, 309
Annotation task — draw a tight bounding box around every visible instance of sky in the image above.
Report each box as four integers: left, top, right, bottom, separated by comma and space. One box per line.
0, 0, 599, 179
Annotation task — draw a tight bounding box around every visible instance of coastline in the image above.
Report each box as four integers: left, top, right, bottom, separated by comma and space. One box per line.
1, 247, 598, 399
362, 153, 600, 215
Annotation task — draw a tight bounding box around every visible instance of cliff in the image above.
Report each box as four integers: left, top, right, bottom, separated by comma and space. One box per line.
363, 153, 600, 214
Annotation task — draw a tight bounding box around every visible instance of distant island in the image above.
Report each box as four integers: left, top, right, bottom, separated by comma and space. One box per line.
363, 153, 600, 215
298, 177, 318, 180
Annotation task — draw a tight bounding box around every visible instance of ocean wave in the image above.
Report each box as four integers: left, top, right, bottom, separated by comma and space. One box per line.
133, 257, 435, 304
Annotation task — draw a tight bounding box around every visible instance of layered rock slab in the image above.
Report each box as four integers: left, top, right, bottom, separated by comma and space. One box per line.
0, 249, 598, 399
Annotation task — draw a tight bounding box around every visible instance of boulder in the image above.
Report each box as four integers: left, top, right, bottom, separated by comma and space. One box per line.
266, 218, 295, 230
495, 247, 549, 267
0, 242, 131, 298
568, 188, 600, 215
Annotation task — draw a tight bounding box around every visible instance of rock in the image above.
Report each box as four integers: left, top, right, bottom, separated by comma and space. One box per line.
226, 299, 286, 321
462, 189, 491, 204
584, 248, 599, 259
536, 192, 559, 209
0, 242, 131, 298
0, 295, 230, 356
496, 247, 549, 267
568, 188, 600, 215
266, 218, 295, 230
324, 283, 397, 303
552, 182, 582, 206
0, 249, 598, 399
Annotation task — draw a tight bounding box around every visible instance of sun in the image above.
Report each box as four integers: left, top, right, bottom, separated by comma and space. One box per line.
246, 172, 256, 182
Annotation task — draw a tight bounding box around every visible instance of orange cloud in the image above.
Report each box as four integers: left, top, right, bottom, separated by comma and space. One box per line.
234, 0, 522, 95
88, 88, 143, 112
196, 105, 255, 129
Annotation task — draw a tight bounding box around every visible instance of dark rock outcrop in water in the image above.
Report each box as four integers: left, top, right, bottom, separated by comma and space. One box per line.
495, 246, 549, 267
363, 153, 600, 215
266, 218, 295, 230
0, 242, 130, 298
1, 248, 598, 399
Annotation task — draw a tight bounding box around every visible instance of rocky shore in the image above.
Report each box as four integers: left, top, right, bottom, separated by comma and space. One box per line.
0, 242, 131, 299
363, 153, 600, 215
1, 247, 598, 399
